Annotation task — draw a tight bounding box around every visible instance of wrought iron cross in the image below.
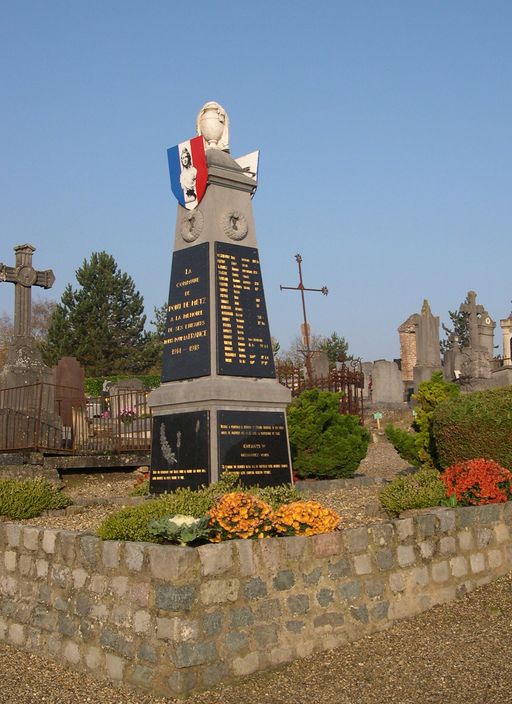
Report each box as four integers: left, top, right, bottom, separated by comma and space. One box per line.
280, 253, 328, 379
0, 244, 55, 338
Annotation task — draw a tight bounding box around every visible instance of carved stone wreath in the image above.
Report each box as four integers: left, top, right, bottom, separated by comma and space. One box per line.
222, 210, 248, 241
180, 209, 204, 242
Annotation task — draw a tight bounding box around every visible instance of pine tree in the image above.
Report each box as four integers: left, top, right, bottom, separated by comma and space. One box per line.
319, 332, 349, 364
440, 310, 470, 354
42, 252, 157, 376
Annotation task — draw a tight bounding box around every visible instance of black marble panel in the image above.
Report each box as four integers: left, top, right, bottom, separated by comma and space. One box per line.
161, 242, 210, 382
150, 410, 210, 492
215, 242, 275, 377
217, 410, 292, 487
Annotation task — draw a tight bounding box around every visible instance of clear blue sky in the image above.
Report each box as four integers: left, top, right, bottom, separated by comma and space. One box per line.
1, 1, 511, 361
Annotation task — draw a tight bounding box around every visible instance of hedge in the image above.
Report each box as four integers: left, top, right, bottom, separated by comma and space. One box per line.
84, 375, 160, 396
433, 386, 512, 470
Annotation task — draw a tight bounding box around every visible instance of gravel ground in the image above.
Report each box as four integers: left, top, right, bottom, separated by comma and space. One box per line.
4, 438, 511, 703
13, 439, 412, 533
1, 572, 512, 704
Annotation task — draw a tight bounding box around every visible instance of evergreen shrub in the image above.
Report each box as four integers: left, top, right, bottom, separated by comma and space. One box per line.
385, 372, 459, 469
0, 478, 72, 519
378, 468, 446, 515
97, 490, 214, 542
433, 387, 512, 470
287, 389, 370, 479
249, 483, 303, 509
384, 424, 420, 467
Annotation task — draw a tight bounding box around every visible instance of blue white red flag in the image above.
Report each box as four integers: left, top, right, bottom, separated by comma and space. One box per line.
167, 136, 208, 210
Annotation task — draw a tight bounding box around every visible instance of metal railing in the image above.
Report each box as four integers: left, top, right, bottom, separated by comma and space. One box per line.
276, 360, 365, 420
0, 383, 152, 454
0, 366, 364, 454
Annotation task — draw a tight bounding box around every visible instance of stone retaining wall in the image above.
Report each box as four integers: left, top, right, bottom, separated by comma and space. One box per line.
1, 503, 511, 698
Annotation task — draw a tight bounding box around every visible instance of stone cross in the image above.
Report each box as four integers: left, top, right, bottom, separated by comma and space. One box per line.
460, 290, 485, 349
0, 244, 55, 338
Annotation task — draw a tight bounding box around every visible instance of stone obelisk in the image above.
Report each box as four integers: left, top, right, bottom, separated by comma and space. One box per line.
148, 103, 292, 492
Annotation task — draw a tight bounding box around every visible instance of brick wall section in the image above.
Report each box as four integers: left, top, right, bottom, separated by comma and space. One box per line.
1, 504, 511, 698
399, 328, 417, 382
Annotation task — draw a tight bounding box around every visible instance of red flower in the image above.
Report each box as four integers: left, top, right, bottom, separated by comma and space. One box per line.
442, 458, 512, 506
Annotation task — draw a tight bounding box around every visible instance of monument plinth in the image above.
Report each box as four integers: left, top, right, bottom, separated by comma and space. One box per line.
149, 104, 292, 492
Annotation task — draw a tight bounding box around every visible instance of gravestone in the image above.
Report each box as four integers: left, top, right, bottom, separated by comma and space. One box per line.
499, 312, 512, 367
54, 357, 86, 425
0, 244, 62, 451
310, 350, 329, 380
458, 290, 495, 380
109, 378, 144, 419
364, 360, 404, 404
0, 244, 56, 389
149, 102, 292, 492
398, 313, 419, 397
412, 299, 442, 389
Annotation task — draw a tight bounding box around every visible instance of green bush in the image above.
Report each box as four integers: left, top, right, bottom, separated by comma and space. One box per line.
379, 468, 446, 515
84, 374, 160, 396
248, 483, 303, 509
413, 372, 460, 468
384, 424, 420, 467
0, 478, 72, 519
130, 478, 150, 496
287, 389, 370, 479
385, 373, 459, 469
433, 387, 512, 470
97, 489, 215, 542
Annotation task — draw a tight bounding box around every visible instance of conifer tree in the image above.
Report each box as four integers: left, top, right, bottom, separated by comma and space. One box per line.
42, 252, 157, 376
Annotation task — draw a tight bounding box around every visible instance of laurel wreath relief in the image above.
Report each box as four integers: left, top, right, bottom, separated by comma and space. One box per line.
160, 423, 177, 465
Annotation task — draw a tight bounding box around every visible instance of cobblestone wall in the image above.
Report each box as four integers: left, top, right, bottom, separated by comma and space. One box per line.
1, 503, 511, 698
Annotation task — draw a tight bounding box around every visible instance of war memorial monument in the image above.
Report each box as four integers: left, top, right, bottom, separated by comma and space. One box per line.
149, 102, 293, 491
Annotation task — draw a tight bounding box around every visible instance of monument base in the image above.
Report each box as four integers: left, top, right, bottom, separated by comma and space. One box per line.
148, 377, 293, 492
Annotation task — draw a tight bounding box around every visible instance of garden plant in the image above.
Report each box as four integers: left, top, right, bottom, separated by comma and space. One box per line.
98, 472, 339, 545
385, 372, 460, 469
433, 386, 512, 470
0, 478, 72, 519
286, 388, 369, 479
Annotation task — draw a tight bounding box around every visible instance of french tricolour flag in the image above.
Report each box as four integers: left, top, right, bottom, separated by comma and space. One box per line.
167, 136, 208, 210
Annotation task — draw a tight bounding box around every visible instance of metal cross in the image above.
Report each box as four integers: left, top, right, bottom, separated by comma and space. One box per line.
0, 244, 55, 338
280, 253, 328, 379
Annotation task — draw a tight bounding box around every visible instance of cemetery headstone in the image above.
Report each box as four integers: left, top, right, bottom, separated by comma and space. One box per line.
370, 360, 404, 404
109, 378, 144, 420
0, 244, 56, 389
398, 313, 419, 397
53, 357, 86, 425
149, 103, 292, 491
310, 350, 329, 380
412, 299, 442, 389
458, 290, 495, 380
0, 244, 62, 451
499, 312, 512, 367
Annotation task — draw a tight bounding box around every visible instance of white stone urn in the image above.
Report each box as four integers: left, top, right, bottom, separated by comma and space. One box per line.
196, 101, 229, 150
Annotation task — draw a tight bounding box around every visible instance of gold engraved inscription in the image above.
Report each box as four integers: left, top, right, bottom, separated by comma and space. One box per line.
164, 260, 208, 356
216, 248, 271, 369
